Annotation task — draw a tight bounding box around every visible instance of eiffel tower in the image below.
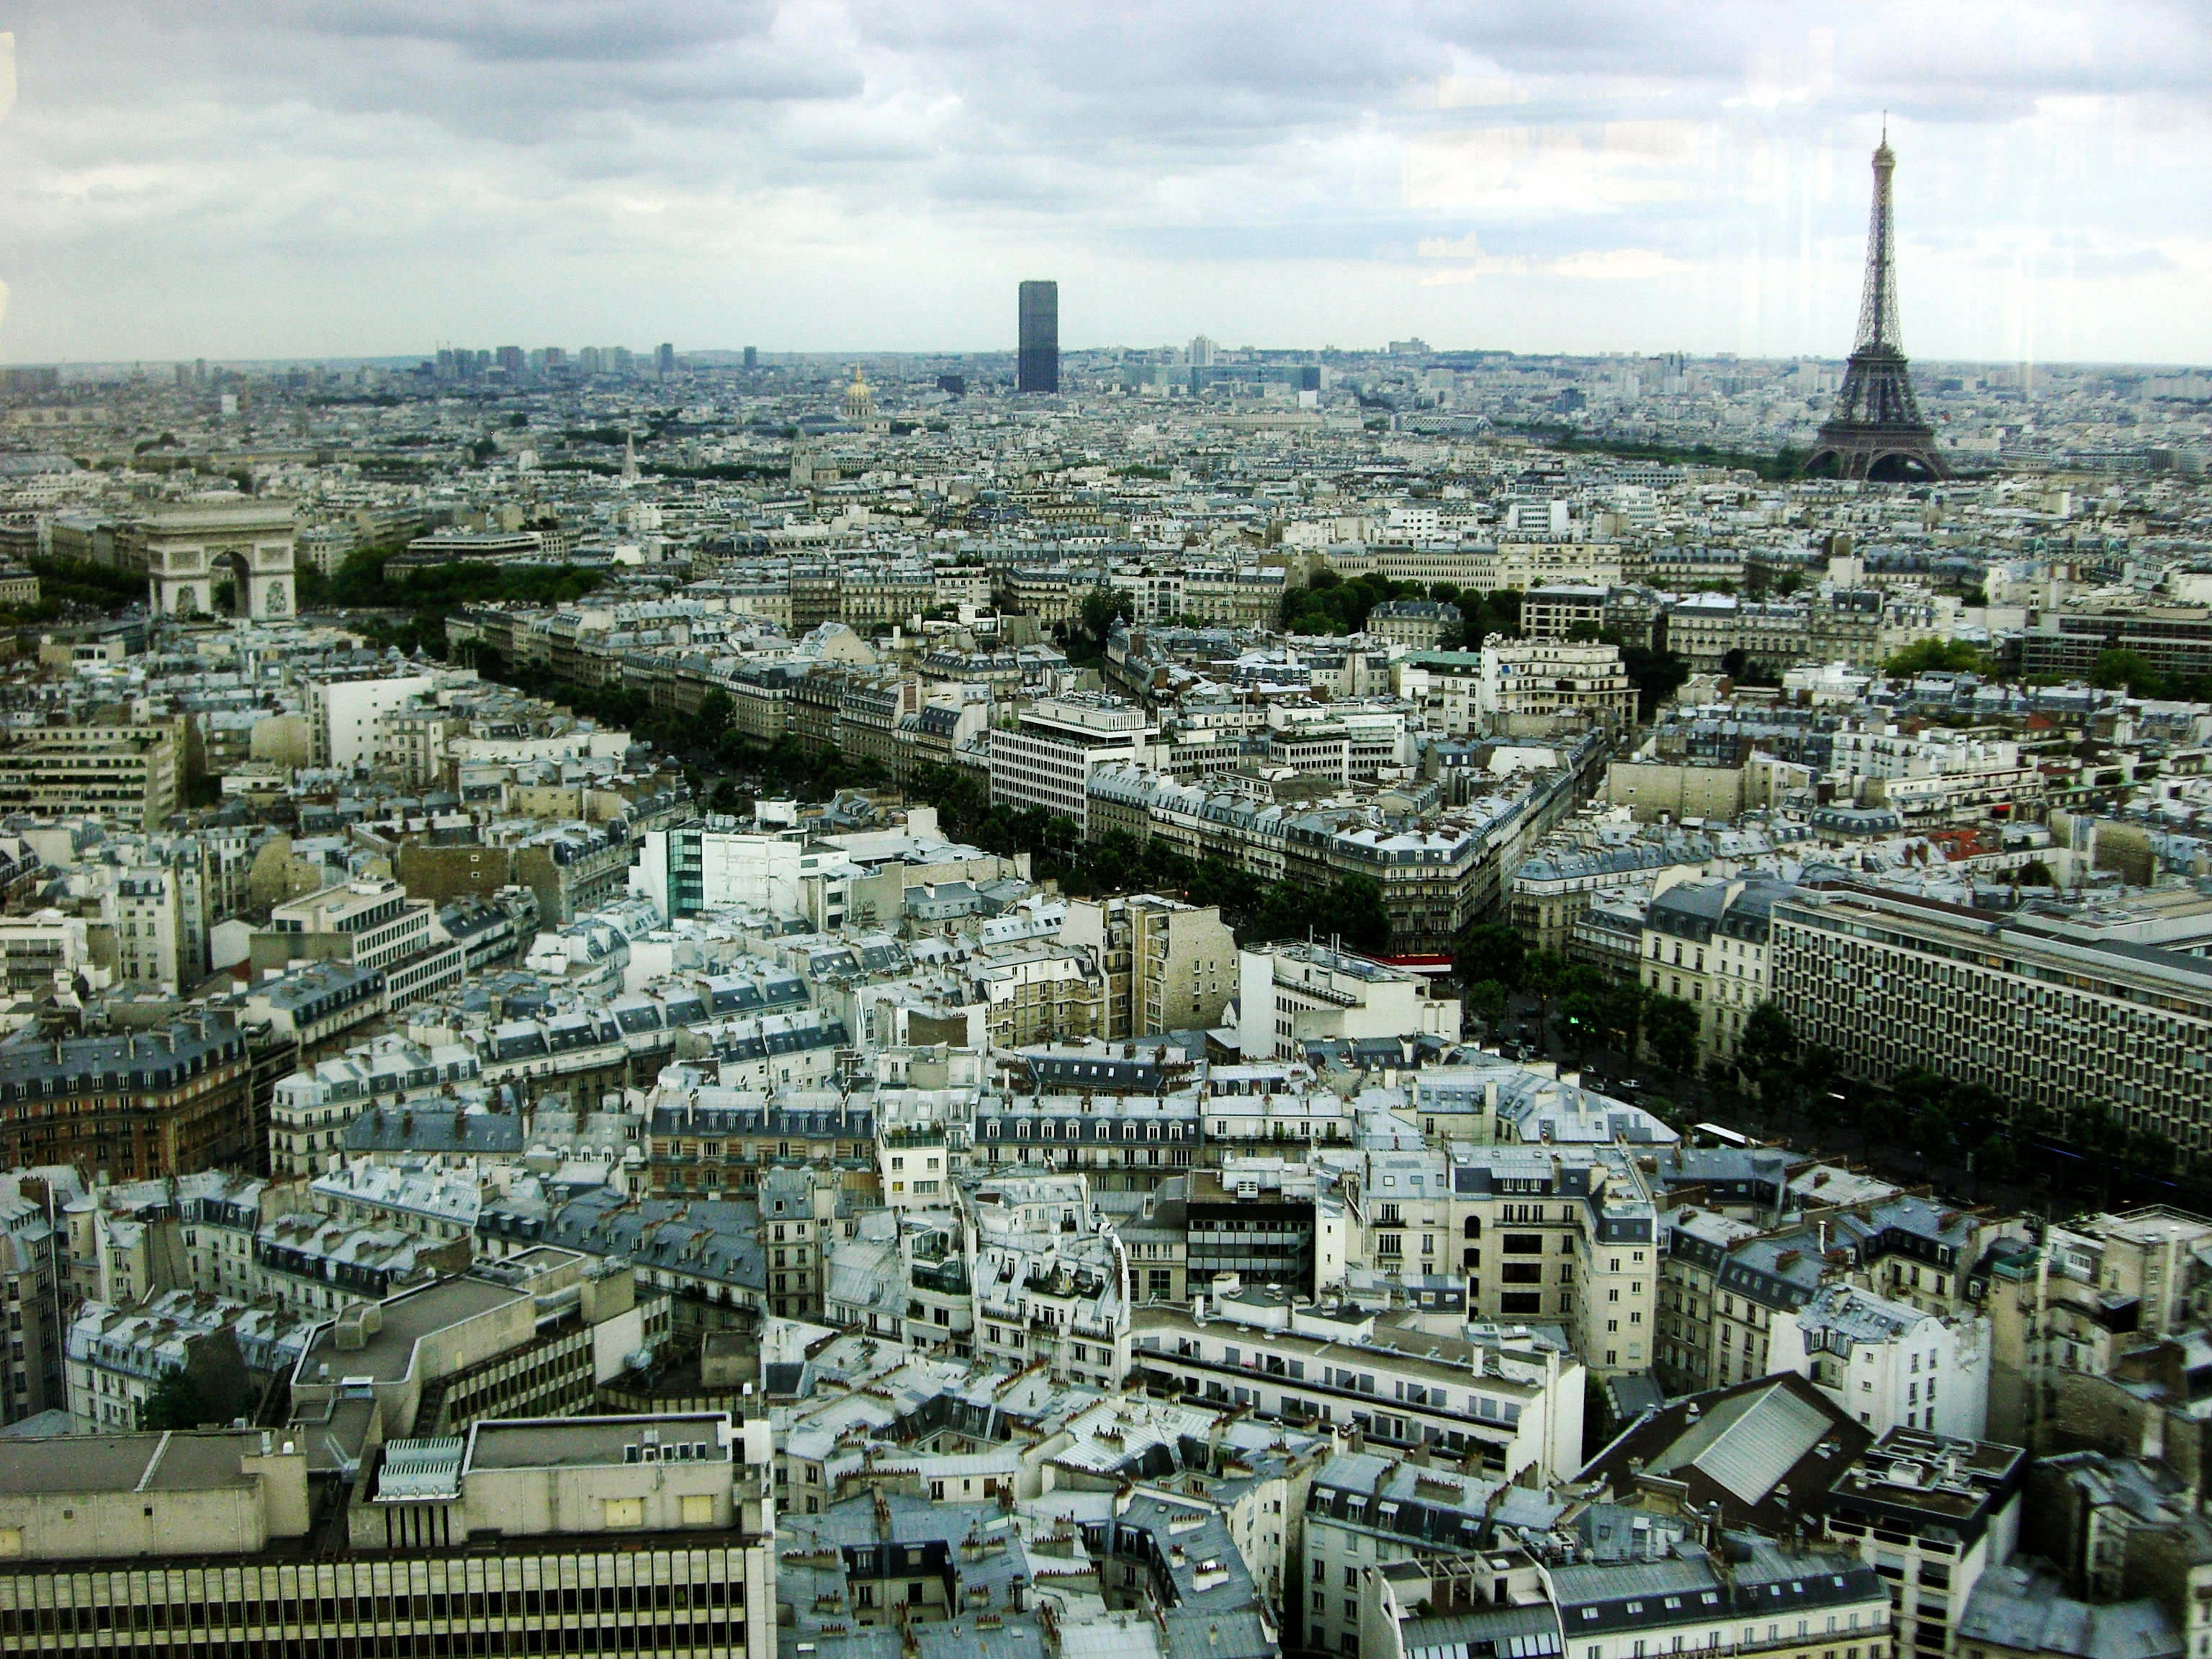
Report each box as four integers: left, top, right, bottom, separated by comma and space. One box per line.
1804, 130, 1948, 482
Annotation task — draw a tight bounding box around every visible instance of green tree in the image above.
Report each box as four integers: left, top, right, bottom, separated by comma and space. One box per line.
1520, 948, 1563, 1034
695, 689, 734, 748
1466, 979, 1509, 1033
1858, 1090, 1910, 1157
2014, 858, 2056, 888
2092, 648, 2164, 698
1328, 875, 1393, 957
1796, 1044, 1849, 1136
1075, 588, 1127, 657
1884, 638, 1993, 677
1042, 813, 1084, 867
1735, 1002, 1800, 1102
137, 1367, 212, 1431
1454, 922, 1526, 992
1643, 994, 1701, 1076
1554, 964, 1617, 1061
2131, 1128, 2177, 1177
1599, 982, 1650, 1060
1619, 645, 1690, 721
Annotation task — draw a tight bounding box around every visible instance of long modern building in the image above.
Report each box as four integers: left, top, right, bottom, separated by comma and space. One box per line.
1771, 883, 2212, 1153
0, 1411, 776, 1656
2018, 603, 2212, 683
988, 695, 1155, 835
0, 719, 184, 829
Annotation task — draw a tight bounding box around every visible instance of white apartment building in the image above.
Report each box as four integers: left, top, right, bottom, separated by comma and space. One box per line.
1385, 503, 1444, 541
0, 910, 89, 994
1521, 584, 1611, 640
1502, 498, 1569, 536
1393, 651, 1485, 735
310, 1159, 482, 1245
0, 1413, 777, 1659
1340, 541, 1624, 593
60, 1169, 302, 1308
268, 877, 426, 971
1435, 1142, 1663, 1378
988, 696, 1157, 836
1185, 564, 1285, 627
1773, 1282, 1991, 1439
305, 670, 440, 769
1238, 940, 1461, 1061
1539, 1540, 1894, 1659
1131, 1296, 1586, 1483
965, 1172, 1131, 1390
1264, 700, 1408, 784
103, 864, 181, 990
1829, 727, 2046, 827
1305, 1452, 1565, 1656
1480, 639, 1637, 727
877, 1128, 950, 1210
1639, 873, 1794, 1066
66, 1289, 313, 1433
1063, 892, 1240, 1038
1200, 1066, 1357, 1148
1823, 1429, 2024, 1659
0, 1177, 66, 1426
1106, 562, 1187, 622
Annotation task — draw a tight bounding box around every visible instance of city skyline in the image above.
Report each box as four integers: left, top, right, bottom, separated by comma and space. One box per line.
0, 4, 2207, 366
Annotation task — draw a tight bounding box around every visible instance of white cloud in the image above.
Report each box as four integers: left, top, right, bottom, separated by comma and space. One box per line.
1419, 245, 1686, 282
0, 3, 2205, 359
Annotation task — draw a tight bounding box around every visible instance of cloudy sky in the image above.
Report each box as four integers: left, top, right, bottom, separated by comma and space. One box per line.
0, 2, 2206, 365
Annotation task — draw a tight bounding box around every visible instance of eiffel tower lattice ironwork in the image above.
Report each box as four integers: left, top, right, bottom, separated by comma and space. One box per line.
1804, 132, 1948, 482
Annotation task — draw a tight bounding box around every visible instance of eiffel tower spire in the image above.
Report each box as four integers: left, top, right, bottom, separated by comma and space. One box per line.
1853, 135, 1903, 354
1804, 132, 1947, 482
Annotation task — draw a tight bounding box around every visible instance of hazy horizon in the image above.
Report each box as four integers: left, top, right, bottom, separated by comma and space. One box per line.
1, 4, 2208, 367
17, 349, 2212, 374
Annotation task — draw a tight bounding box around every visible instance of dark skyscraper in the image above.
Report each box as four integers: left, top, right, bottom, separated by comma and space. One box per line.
657, 342, 676, 377
1017, 280, 1058, 394
743, 346, 757, 371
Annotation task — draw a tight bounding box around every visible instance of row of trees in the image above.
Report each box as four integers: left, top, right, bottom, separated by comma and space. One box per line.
2088, 647, 2212, 703
1883, 637, 2212, 703
469, 652, 702, 757
304, 550, 608, 658
448, 642, 2198, 1213
1452, 921, 1705, 1075
1278, 571, 1528, 647
1707, 1004, 2199, 1210
1883, 638, 1993, 677
903, 763, 1396, 956
1280, 570, 1431, 636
